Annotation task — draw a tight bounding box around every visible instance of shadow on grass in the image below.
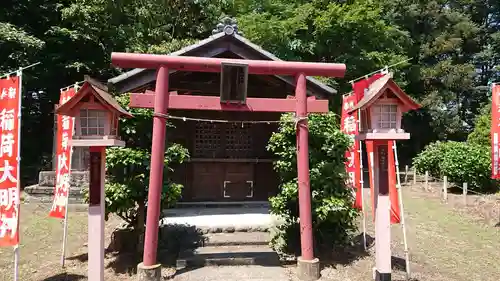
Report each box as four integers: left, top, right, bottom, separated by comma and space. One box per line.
95, 223, 206, 276
66, 248, 114, 263
448, 185, 498, 195
318, 233, 375, 267
41, 273, 86, 281
391, 256, 406, 271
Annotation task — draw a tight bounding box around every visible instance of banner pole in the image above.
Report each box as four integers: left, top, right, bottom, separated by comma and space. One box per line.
13, 68, 23, 281
60, 187, 69, 268
356, 110, 367, 250
393, 141, 411, 280
0, 62, 40, 79
60, 83, 78, 267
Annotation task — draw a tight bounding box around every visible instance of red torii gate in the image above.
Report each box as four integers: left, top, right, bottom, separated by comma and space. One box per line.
110, 52, 346, 280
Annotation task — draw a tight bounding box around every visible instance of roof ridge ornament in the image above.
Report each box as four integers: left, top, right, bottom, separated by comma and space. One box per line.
212, 16, 242, 36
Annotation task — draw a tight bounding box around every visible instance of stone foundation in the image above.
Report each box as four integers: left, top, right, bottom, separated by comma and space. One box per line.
23, 170, 89, 204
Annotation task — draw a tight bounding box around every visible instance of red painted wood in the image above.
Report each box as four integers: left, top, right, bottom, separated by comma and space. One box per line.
143, 66, 170, 266
129, 91, 329, 113
295, 73, 314, 261
111, 52, 346, 77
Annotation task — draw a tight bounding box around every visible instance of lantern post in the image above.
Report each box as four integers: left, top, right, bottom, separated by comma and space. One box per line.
55, 76, 133, 281
350, 73, 420, 281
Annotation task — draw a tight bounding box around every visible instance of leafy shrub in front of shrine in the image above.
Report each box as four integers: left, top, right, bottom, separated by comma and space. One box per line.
84, 93, 189, 252
267, 112, 359, 257
104, 144, 188, 227
413, 141, 494, 192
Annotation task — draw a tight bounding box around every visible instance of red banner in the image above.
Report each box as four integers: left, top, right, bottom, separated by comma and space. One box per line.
0, 75, 21, 247
341, 95, 362, 209
491, 83, 500, 179
387, 141, 401, 224
352, 73, 385, 102
49, 88, 76, 219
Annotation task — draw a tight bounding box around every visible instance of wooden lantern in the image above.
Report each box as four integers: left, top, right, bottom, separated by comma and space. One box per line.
349, 73, 420, 140
55, 76, 133, 281
55, 76, 133, 147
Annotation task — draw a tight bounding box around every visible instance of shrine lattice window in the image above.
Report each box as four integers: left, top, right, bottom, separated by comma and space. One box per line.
79, 109, 106, 135
375, 104, 397, 129
194, 122, 223, 158
225, 123, 253, 158
193, 122, 254, 158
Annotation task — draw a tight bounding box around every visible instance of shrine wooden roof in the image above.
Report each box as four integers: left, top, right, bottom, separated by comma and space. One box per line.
348, 73, 420, 113
108, 31, 337, 97
56, 76, 133, 117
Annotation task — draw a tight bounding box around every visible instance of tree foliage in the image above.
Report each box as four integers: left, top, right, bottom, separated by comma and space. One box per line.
1, 0, 499, 191
267, 112, 358, 256
467, 103, 491, 147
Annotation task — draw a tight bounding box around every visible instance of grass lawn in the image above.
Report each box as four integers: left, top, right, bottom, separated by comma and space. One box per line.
0, 204, 126, 281
306, 187, 500, 281
2, 187, 500, 281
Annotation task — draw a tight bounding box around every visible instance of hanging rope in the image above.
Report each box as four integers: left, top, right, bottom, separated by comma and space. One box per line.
153, 112, 308, 126
60, 80, 85, 92
348, 58, 413, 84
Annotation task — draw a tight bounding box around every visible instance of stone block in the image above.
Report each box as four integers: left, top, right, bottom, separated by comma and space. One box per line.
297, 256, 320, 281
38, 170, 89, 188
137, 263, 161, 281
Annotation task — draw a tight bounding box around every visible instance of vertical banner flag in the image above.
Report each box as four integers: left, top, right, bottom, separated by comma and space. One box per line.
491, 83, 500, 179
365, 141, 376, 220
341, 95, 361, 209
49, 88, 76, 219
352, 73, 385, 102
0, 75, 21, 247
387, 141, 401, 224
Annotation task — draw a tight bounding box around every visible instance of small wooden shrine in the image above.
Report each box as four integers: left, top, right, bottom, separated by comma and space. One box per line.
108, 26, 337, 203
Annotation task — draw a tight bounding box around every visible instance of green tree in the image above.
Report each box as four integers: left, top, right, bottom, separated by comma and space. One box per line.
467, 103, 491, 147
379, 0, 499, 161
235, 0, 410, 94
267, 112, 358, 256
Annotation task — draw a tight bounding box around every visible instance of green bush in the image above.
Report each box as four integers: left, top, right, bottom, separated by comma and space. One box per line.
413, 141, 494, 192
85, 93, 190, 233
439, 142, 493, 192
267, 112, 359, 257
412, 141, 453, 178
104, 145, 188, 227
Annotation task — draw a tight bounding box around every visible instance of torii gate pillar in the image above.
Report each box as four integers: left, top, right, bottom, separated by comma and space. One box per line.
295, 73, 320, 280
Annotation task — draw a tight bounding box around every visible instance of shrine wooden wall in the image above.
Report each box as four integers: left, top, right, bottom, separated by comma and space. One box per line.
167, 109, 280, 202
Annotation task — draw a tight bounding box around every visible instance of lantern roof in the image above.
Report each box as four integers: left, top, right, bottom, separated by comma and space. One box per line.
348, 72, 420, 114
56, 76, 133, 118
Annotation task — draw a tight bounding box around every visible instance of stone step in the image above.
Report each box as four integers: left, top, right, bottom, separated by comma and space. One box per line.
202, 232, 271, 247
177, 245, 280, 268
176, 201, 270, 208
